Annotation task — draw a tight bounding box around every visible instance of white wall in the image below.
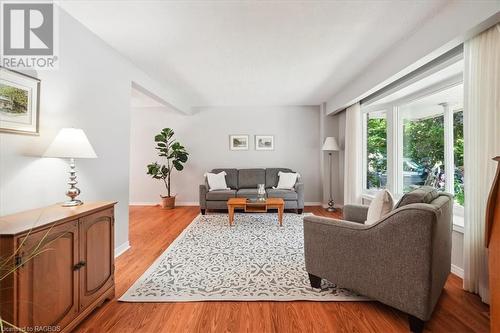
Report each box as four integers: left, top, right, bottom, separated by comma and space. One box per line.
0, 8, 171, 255
129, 105, 322, 205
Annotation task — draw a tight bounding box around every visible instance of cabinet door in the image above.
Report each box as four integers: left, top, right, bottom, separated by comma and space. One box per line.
16, 221, 79, 329
79, 208, 114, 310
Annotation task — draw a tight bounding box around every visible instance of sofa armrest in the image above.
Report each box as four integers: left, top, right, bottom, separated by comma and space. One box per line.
199, 184, 207, 209
343, 204, 369, 223
294, 182, 304, 209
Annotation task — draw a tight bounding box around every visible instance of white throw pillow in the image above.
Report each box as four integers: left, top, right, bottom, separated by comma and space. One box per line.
205, 171, 230, 191
275, 171, 299, 190
366, 189, 394, 225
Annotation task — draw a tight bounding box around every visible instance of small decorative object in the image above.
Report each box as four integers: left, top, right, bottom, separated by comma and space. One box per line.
257, 183, 266, 201
229, 134, 249, 150
43, 128, 98, 206
255, 135, 274, 150
147, 128, 189, 209
322, 137, 340, 212
0, 67, 40, 135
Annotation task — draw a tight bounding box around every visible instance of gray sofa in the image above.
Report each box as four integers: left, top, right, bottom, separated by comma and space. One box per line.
199, 168, 304, 215
303, 187, 453, 333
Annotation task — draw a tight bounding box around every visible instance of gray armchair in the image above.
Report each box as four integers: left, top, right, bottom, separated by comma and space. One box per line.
303, 187, 453, 333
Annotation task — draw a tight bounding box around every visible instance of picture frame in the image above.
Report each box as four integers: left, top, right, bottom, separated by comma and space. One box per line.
255, 135, 274, 150
229, 135, 249, 150
0, 67, 40, 135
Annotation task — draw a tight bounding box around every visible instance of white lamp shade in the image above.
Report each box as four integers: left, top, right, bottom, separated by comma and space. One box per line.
44, 128, 97, 158
322, 137, 340, 151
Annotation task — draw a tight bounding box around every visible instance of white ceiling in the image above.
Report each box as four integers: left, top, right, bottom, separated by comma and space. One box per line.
61, 0, 450, 107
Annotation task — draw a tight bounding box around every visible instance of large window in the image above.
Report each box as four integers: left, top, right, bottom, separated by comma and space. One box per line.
362, 60, 464, 209
366, 111, 387, 190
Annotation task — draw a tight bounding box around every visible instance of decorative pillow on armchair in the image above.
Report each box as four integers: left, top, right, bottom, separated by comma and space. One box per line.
205, 171, 230, 191
366, 189, 394, 225
275, 171, 300, 190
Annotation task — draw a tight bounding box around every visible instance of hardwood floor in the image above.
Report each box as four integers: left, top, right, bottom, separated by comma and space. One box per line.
74, 206, 490, 333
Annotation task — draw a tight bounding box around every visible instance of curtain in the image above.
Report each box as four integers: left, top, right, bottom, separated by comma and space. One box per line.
344, 102, 362, 205
463, 24, 500, 304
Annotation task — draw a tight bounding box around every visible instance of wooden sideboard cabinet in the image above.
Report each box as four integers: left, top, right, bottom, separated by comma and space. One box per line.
0, 202, 116, 332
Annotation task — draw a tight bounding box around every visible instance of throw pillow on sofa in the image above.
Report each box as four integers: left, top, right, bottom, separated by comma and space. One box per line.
275, 171, 299, 190
366, 189, 394, 225
205, 171, 230, 191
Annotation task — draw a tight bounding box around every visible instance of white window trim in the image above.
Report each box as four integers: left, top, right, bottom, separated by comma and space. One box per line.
361, 73, 464, 230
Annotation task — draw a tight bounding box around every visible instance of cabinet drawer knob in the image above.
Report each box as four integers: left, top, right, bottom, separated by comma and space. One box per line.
73, 261, 86, 270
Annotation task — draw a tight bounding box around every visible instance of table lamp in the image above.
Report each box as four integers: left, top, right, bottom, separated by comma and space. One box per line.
43, 128, 97, 206
322, 137, 340, 212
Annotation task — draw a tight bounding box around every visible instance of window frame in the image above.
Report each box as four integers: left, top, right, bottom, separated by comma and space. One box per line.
361, 73, 464, 229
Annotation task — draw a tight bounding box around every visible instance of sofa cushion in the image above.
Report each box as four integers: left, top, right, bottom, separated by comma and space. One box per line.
236, 188, 258, 198
366, 189, 394, 225
275, 171, 299, 190
395, 186, 439, 208
265, 168, 292, 188
206, 189, 236, 201
211, 169, 238, 189
266, 188, 298, 200
205, 171, 229, 191
238, 169, 265, 188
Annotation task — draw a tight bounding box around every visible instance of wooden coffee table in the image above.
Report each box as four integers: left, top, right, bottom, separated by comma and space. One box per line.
227, 197, 285, 226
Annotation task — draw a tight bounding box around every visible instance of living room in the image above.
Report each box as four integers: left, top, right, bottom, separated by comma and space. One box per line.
0, 1, 499, 332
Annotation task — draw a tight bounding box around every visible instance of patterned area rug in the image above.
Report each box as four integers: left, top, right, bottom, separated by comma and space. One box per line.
120, 213, 368, 302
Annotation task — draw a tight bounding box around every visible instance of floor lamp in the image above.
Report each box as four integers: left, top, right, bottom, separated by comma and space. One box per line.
322, 137, 340, 212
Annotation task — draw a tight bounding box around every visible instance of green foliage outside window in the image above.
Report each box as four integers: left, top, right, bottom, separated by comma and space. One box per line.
366, 117, 387, 189
366, 110, 464, 206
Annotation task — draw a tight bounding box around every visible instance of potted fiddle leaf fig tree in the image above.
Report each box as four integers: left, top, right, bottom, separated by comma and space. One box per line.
147, 128, 188, 209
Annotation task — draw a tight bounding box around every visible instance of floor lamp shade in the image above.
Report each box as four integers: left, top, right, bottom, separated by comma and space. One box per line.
322, 137, 340, 151
44, 128, 97, 207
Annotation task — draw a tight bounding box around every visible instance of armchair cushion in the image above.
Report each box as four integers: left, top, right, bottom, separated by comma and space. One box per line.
395, 186, 439, 208
366, 189, 394, 224
343, 204, 369, 223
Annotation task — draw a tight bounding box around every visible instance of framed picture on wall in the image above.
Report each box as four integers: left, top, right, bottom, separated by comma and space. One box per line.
229, 135, 249, 150
255, 135, 274, 150
0, 67, 40, 135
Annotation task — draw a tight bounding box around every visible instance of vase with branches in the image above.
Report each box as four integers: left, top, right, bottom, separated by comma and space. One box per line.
0, 216, 61, 332
147, 128, 189, 209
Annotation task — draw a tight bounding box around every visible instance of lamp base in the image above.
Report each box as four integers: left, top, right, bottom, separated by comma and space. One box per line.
326, 199, 336, 212
62, 199, 83, 207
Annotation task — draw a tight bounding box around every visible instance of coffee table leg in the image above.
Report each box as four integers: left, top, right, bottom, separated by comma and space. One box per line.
278, 205, 284, 226
228, 206, 234, 226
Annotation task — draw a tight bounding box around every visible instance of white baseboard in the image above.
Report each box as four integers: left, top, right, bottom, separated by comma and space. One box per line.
115, 241, 130, 258
451, 264, 464, 278
321, 203, 344, 209
129, 202, 158, 206
131, 202, 324, 207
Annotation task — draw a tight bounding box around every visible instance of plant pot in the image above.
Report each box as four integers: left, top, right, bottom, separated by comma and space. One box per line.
160, 196, 176, 209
